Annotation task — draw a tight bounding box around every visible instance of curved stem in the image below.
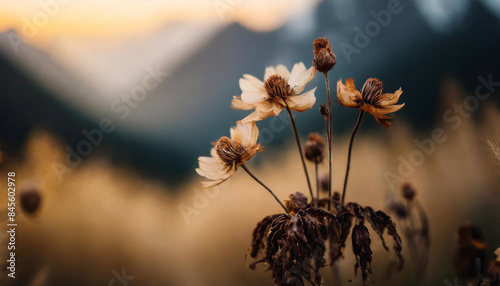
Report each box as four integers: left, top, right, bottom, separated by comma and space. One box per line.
242, 164, 289, 214
323, 72, 333, 211
341, 111, 364, 206
315, 160, 319, 207
285, 106, 314, 201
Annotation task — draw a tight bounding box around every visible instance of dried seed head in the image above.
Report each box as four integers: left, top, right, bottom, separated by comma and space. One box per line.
312, 38, 336, 73
305, 133, 324, 163
264, 74, 292, 104
401, 183, 416, 200
214, 136, 263, 170
20, 182, 42, 215
215, 136, 245, 168
360, 78, 383, 104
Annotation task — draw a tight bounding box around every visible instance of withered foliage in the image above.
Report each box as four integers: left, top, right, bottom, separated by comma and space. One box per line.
250, 210, 328, 285
249, 192, 403, 286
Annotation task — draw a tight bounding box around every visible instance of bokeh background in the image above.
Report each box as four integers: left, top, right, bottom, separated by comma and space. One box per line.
0, 0, 500, 285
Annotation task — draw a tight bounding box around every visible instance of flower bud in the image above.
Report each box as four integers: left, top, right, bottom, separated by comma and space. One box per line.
313, 38, 336, 73
401, 183, 416, 200
305, 133, 324, 163
319, 104, 328, 117
20, 182, 42, 215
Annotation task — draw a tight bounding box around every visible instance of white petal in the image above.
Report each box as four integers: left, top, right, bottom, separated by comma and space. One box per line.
239, 75, 264, 93
231, 123, 259, 146
255, 101, 277, 114
241, 90, 267, 105
200, 169, 235, 188
196, 153, 227, 181
264, 66, 276, 81
287, 88, 317, 112
275, 64, 290, 80
240, 74, 265, 92
231, 96, 254, 110
239, 110, 270, 123
289, 62, 315, 93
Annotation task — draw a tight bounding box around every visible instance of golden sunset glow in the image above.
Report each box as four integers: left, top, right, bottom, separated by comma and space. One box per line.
0, 0, 319, 47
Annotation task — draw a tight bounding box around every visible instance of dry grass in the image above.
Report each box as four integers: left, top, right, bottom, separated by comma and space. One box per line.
1, 79, 499, 286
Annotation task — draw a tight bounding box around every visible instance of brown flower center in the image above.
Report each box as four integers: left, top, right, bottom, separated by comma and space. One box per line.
264, 74, 293, 104
360, 78, 383, 105
215, 137, 247, 168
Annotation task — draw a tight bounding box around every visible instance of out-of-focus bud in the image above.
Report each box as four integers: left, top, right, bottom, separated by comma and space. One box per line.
20, 182, 42, 215
401, 183, 416, 200
305, 133, 324, 163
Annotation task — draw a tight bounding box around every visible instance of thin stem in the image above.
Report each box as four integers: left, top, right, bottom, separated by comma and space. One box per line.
315, 160, 319, 207
331, 263, 342, 286
341, 111, 365, 206
242, 164, 289, 214
285, 106, 314, 201
323, 72, 333, 211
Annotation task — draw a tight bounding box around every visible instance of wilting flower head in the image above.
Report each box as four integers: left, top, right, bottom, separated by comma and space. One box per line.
304, 133, 324, 163
337, 78, 404, 128
312, 37, 336, 73
231, 63, 317, 123
196, 123, 263, 187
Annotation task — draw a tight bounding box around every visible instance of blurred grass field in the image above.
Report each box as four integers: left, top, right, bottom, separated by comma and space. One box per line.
1, 79, 499, 286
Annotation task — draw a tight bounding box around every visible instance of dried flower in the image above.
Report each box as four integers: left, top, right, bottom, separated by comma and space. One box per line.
231, 63, 317, 123
312, 38, 336, 73
304, 133, 324, 163
250, 192, 341, 286
196, 123, 263, 187
20, 182, 42, 215
250, 211, 327, 286
401, 183, 416, 200
496, 248, 500, 262
336, 78, 404, 128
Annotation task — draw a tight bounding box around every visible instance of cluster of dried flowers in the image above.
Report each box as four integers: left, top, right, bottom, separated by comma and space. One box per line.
197, 37, 406, 285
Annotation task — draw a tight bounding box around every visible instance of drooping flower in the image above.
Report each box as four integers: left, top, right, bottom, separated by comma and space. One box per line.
231, 63, 317, 123
337, 78, 404, 128
196, 123, 263, 187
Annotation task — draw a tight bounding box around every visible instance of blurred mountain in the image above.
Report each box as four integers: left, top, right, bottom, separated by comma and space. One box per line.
1, 0, 500, 186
